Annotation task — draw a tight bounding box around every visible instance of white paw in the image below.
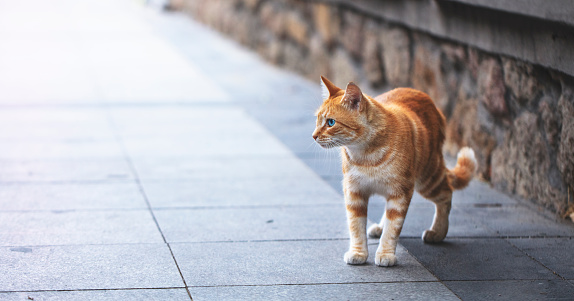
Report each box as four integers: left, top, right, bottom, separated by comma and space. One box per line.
375, 253, 397, 267
344, 251, 368, 265
367, 224, 382, 238
422, 230, 445, 243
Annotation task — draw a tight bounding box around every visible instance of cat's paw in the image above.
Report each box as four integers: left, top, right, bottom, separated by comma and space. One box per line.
344, 251, 368, 265
367, 224, 382, 238
375, 253, 397, 267
422, 230, 446, 243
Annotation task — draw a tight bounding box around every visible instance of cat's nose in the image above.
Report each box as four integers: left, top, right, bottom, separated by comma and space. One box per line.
313, 134, 318, 140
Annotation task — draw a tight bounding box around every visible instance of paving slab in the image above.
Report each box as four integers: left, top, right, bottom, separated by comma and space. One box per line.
444, 280, 574, 301
142, 178, 341, 208
110, 106, 268, 136
112, 107, 289, 157
368, 206, 493, 239
154, 206, 347, 243
0, 244, 184, 291
0, 141, 124, 160
400, 238, 560, 281
81, 36, 230, 104
0, 182, 146, 211
0, 159, 134, 183
460, 205, 574, 237
190, 282, 459, 301
508, 238, 574, 279
0, 289, 190, 301
0, 210, 163, 246
170, 240, 437, 287
453, 180, 518, 206
133, 156, 320, 181
0, 108, 115, 141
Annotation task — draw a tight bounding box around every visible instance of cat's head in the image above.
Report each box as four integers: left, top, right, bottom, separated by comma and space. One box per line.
312, 76, 370, 149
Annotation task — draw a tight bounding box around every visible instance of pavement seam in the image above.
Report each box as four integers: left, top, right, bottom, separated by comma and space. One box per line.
505, 238, 572, 282
104, 107, 194, 301
399, 243, 463, 300
0, 287, 188, 294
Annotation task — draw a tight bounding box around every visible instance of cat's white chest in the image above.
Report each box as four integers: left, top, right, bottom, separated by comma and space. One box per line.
344, 164, 397, 197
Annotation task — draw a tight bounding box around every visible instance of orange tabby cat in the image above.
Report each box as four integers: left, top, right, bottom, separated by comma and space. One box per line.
313, 76, 477, 266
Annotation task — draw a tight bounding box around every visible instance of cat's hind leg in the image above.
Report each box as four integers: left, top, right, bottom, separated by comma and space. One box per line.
367, 211, 384, 238
420, 176, 453, 243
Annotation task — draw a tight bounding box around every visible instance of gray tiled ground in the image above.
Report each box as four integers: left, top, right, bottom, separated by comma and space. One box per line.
0, 183, 146, 211
0, 210, 163, 246
508, 238, 574, 279
133, 156, 319, 181
142, 178, 341, 208
460, 206, 574, 237
171, 241, 436, 287
0, 289, 190, 301
444, 280, 574, 301
190, 282, 459, 301
155, 206, 347, 243
0, 244, 183, 291
0, 159, 134, 183
400, 238, 560, 281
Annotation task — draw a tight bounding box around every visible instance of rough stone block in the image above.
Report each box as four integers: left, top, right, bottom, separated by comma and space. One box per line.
309, 34, 332, 79
331, 48, 359, 88
260, 1, 286, 37
412, 37, 448, 112
539, 96, 561, 148
380, 26, 411, 87
502, 57, 540, 105
478, 57, 507, 116
491, 112, 564, 212
312, 2, 339, 46
285, 11, 310, 47
362, 21, 384, 86
557, 86, 574, 196
340, 10, 364, 59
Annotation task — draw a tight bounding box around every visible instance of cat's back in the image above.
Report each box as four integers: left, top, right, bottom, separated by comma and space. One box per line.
374, 88, 435, 113
374, 87, 446, 143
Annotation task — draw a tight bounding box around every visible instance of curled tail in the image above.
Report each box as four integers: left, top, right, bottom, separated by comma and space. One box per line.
447, 147, 477, 190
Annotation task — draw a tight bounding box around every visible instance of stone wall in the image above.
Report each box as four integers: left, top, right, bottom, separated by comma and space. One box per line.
174, 0, 574, 217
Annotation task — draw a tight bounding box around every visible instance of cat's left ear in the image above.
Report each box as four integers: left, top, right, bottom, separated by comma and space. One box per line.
341, 82, 364, 111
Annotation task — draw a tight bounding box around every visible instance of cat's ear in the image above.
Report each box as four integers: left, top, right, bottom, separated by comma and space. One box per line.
320, 76, 341, 99
341, 82, 364, 111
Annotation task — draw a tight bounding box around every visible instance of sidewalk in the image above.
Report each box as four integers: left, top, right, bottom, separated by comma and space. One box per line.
0, 1, 572, 300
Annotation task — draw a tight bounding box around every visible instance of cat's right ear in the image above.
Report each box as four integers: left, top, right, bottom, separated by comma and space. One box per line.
320, 76, 341, 99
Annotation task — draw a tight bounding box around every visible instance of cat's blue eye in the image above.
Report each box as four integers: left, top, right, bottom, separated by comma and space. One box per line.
327, 119, 336, 127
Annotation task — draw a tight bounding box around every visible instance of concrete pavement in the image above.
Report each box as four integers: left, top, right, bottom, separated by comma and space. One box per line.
0, 1, 573, 300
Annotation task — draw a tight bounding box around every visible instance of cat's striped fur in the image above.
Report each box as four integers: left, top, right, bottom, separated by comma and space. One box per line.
313, 76, 477, 266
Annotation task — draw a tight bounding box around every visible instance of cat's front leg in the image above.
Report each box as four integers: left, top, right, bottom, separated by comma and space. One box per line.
375, 194, 411, 267
344, 190, 369, 265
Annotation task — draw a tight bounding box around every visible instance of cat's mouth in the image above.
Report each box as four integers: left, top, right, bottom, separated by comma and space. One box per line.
316, 139, 338, 149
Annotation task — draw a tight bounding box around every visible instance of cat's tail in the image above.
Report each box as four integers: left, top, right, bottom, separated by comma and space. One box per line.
447, 147, 477, 190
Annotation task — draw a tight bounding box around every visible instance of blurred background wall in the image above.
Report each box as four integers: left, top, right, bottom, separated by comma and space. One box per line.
169, 0, 574, 218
